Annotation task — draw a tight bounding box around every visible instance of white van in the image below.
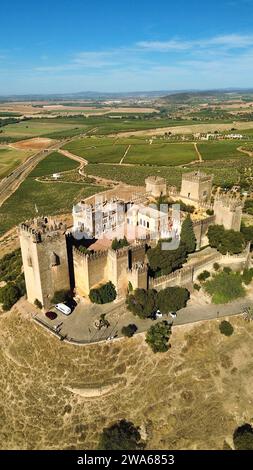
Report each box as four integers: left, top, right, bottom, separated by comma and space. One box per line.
55, 303, 71, 315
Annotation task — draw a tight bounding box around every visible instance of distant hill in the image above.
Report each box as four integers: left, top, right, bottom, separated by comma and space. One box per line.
161, 89, 253, 103
1, 88, 253, 103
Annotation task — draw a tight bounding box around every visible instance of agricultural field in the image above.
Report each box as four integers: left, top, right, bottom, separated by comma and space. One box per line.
64, 138, 197, 166
0, 146, 33, 180
29, 151, 79, 177
198, 141, 245, 161
63, 137, 129, 164
0, 118, 90, 140
0, 152, 104, 235
85, 163, 186, 187
1, 310, 253, 450
124, 142, 197, 166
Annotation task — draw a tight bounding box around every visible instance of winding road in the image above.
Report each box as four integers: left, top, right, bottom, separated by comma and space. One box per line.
0, 131, 92, 208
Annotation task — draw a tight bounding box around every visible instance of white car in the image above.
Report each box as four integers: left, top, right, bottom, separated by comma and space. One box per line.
55, 303, 71, 315
155, 310, 163, 319
170, 312, 177, 319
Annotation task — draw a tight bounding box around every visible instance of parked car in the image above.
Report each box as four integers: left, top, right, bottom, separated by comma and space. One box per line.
155, 309, 163, 319
45, 311, 57, 320
55, 303, 72, 315
170, 312, 177, 319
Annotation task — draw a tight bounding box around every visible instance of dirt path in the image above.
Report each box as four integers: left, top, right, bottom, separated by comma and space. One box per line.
194, 142, 203, 162
237, 146, 253, 157
58, 149, 88, 165
120, 144, 131, 164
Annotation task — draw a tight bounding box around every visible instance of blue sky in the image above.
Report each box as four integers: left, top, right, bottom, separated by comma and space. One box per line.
1, 0, 253, 94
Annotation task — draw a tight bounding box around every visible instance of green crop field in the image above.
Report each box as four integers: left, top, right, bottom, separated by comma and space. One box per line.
198, 141, 244, 160
64, 138, 197, 165
0, 151, 104, 235
30, 151, 79, 177
0, 119, 90, 140
124, 142, 197, 166
63, 137, 130, 163
85, 163, 186, 187
0, 146, 33, 179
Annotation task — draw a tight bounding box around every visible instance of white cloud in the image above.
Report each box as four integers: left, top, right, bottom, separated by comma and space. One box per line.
136, 33, 253, 52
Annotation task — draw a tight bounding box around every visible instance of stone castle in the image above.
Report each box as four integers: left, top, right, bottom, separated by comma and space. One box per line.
19, 171, 244, 310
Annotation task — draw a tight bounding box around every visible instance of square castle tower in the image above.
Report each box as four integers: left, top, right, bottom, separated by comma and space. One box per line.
180, 171, 213, 203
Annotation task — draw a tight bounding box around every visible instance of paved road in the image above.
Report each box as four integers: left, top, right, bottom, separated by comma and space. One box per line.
33, 296, 253, 344
0, 130, 91, 207
174, 298, 253, 326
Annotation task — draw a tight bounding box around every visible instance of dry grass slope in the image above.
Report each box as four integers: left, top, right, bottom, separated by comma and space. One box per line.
0, 309, 253, 450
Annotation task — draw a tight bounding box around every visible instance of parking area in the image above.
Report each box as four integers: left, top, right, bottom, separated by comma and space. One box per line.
34, 298, 172, 343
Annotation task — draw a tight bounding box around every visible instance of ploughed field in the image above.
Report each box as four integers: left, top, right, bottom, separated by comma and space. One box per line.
1, 308, 253, 450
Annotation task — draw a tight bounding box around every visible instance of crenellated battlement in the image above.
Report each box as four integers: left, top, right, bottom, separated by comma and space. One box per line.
73, 246, 108, 260
214, 194, 244, 211
19, 217, 67, 243
127, 262, 147, 274
182, 171, 213, 183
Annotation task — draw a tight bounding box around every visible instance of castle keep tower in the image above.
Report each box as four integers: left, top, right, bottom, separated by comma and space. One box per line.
145, 176, 167, 198
213, 196, 243, 231
19, 218, 71, 309
180, 171, 213, 203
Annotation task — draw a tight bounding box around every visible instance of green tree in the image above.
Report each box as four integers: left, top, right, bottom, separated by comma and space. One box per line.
197, 270, 210, 282
98, 420, 143, 450
208, 225, 245, 254
241, 268, 253, 285
147, 240, 188, 276
233, 424, 253, 450
146, 321, 172, 353
0, 284, 21, 311
126, 289, 157, 319
180, 214, 196, 253
111, 237, 129, 251
219, 320, 234, 336
121, 324, 138, 337
241, 222, 253, 243
157, 287, 189, 314
89, 281, 117, 304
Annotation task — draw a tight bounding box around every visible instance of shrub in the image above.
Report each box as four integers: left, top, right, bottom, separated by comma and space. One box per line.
98, 420, 143, 450
126, 289, 157, 319
197, 270, 210, 282
241, 268, 253, 285
89, 281, 117, 304
157, 286, 189, 314
194, 283, 201, 291
0, 249, 23, 283
111, 237, 129, 251
146, 321, 172, 353
121, 324, 138, 337
206, 209, 214, 216
51, 289, 71, 304
233, 424, 253, 450
219, 320, 234, 336
0, 284, 21, 311
34, 299, 43, 309
213, 262, 220, 271
223, 266, 232, 274
204, 271, 245, 304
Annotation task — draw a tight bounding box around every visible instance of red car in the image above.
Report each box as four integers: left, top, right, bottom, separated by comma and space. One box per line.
45, 311, 57, 320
